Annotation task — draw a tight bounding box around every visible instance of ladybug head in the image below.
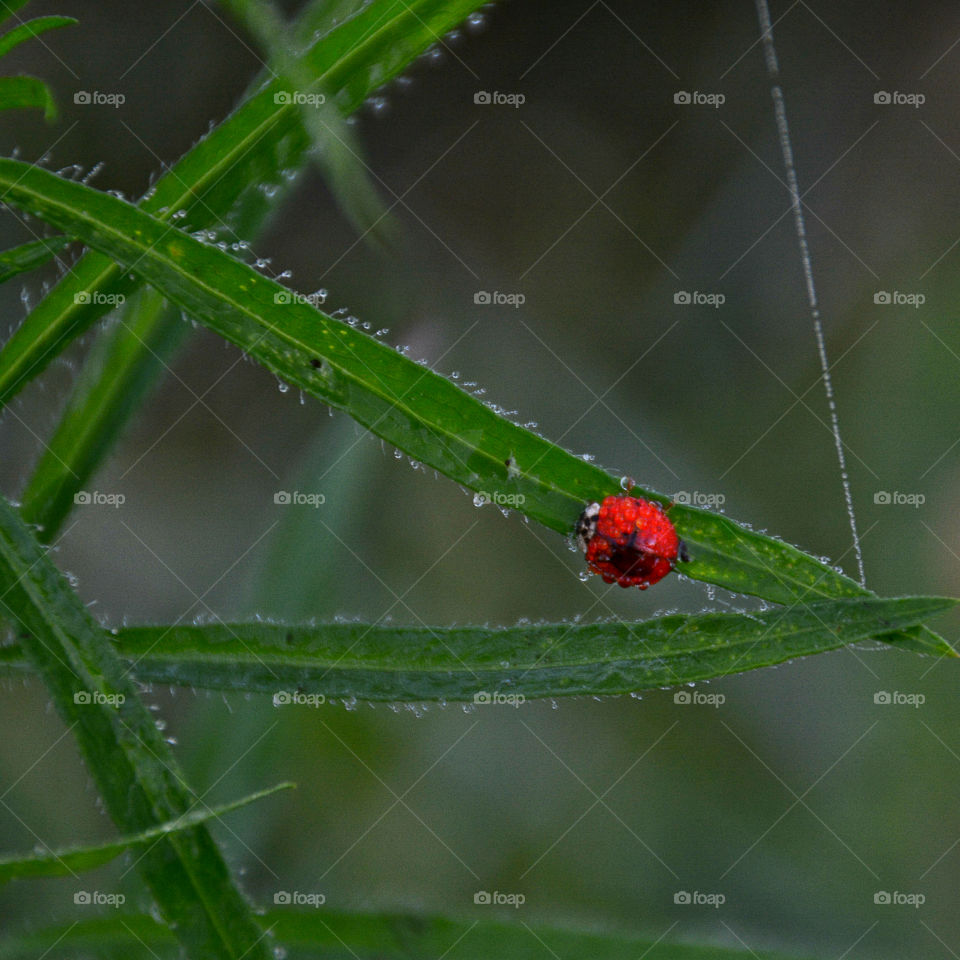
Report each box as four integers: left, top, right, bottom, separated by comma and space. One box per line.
575, 501, 600, 552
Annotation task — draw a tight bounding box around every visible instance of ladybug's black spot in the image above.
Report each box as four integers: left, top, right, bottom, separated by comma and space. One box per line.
309, 357, 322, 369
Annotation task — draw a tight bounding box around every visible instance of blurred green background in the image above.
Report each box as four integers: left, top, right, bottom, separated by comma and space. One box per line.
2, 1, 960, 957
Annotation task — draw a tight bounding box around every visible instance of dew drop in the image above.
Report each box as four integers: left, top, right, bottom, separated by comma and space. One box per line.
366, 95, 390, 117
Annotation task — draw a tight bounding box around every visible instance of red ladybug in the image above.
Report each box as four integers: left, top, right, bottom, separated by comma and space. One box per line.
576, 494, 689, 589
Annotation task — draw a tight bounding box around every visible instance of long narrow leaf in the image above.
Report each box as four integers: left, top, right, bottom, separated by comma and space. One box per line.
221, 0, 396, 244
0, 234, 69, 283
0, 0, 31, 28
0, 74, 56, 119
0, 15, 76, 58
11, 0, 484, 540
0, 782, 293, 884
0, 597, 952, 699
0, 910, 815, 960
0, 154, 952, 658
0, 0, 484, 410
0, 496, 272, 960
20, 290, 187, 537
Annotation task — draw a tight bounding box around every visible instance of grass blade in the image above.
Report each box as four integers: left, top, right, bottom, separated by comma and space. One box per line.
221, 0, 396, 245
9, 0, 484, 542
0, 0, 484, 410
0, 782, 293, 884
0, 597, 952, 699
0, 910, 817, 960
0, 234, 69, 283
0, 155, 953, 658
0, 15, 76, 58
19, 289, 187, 537
0, 74, 56, 119
0, 496, 272, 960
0, 1, 32, 29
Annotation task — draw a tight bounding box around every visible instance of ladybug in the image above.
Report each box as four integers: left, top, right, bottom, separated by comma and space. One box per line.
576, 494, 689, 589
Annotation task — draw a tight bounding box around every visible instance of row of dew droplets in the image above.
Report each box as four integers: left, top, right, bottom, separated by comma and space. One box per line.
346, 7, 490, 122
753, 0, 866, 587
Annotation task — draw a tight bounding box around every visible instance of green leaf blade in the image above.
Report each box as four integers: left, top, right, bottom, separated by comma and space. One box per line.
0, 15, 76, 58
0, 74, 57, 119
2, 597, 949, 701
0, 909, 829, 960
0, 782, 293, 885
0, 154, 952, 659
0, 234, 69, 283
0, 496, 273, 960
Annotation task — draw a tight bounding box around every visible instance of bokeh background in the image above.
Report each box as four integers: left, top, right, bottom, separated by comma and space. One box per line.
2, 1, 960, 956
